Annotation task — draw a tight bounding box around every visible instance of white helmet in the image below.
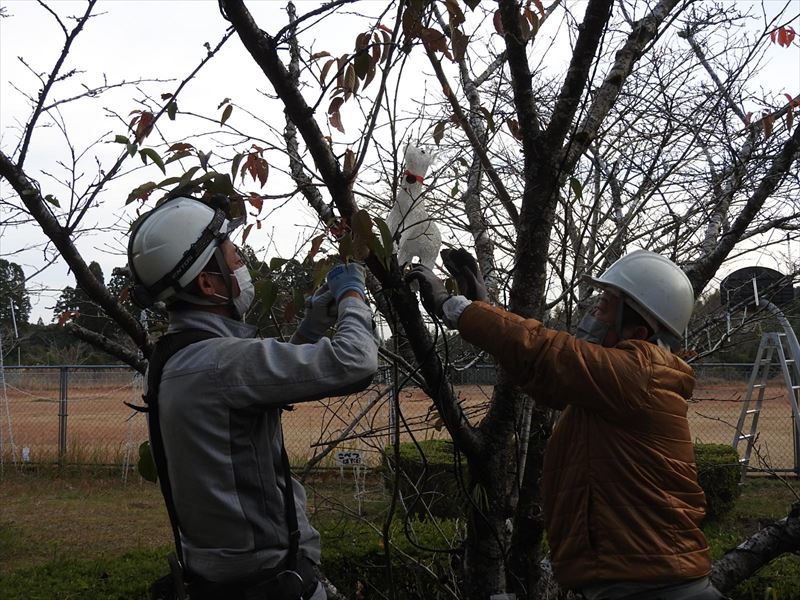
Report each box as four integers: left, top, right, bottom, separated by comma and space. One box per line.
127, 197, 231, 307
585, 250, 695, 339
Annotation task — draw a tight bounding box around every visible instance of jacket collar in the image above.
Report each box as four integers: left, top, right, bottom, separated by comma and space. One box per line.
167, 309, 257, 339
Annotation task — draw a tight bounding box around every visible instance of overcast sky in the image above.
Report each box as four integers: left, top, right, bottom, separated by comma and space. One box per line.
1, 0, 798, 325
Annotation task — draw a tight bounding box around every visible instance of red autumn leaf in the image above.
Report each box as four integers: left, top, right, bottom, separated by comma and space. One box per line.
247, 192, 264, 212
134, 111, 155, 143
330, 110, 345, 134
532, 0, 545, 19
778, 27, 789, 47
785, 93, 795, 105
378, 23, 393, 35
763, 112, 774, 138
305, 234, 326, 263
770, 29, 778, 43
241, 154, 269, 187
493, 9, 504, 35
242, 223, 254, 244
421, 28, 451, 59
328, 96, 345, 115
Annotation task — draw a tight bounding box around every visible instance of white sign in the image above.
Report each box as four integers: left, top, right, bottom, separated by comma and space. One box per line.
334, 450, 363, 467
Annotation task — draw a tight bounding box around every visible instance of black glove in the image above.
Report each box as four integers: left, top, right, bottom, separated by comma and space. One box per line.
441, 248, 488, 302
404, 264, 451, 317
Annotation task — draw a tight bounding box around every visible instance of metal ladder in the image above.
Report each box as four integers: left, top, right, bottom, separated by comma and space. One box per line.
733, 329, 800, 481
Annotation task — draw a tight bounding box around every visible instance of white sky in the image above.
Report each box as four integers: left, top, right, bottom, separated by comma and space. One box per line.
1, 0, 799, 324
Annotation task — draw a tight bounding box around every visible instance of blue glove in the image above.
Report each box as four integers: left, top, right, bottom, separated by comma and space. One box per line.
326, 263, 366, 301
296, 286, 337, 340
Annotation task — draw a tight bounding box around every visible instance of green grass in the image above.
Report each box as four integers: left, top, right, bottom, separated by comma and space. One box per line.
703, 477, 800, 600
1, 469, 799, 599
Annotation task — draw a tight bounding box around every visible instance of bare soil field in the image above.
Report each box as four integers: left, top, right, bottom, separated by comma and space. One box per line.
2, 375, 797, 471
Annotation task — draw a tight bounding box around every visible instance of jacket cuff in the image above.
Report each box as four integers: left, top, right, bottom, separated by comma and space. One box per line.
442, 295, 472, 329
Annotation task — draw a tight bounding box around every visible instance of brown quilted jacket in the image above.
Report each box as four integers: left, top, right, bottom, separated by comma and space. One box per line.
458, 302, 711, 589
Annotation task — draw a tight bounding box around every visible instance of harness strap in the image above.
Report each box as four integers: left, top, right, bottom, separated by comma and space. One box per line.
145, 329, 220, 572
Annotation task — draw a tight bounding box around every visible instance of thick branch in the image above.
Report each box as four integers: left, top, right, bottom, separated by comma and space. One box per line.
686, 122, 800, 295
543, 0, 614, 150
424, 47, 519, 228
221, 0, 354, 218
711, 506, 800, 592
0, 150, 148, 354
565, 0, 682, 170
221, 0, 479, 456
65, 322, 146, 373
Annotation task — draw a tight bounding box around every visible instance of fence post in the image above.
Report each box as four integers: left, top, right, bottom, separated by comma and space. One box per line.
58, 367, 68, 464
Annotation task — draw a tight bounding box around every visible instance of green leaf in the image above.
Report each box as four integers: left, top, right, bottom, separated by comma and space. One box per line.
569, 177, 583, 201
256, 279, 279, 315
267, 257, 288, 272
338, 232, 354, 260
126, 142, 138, 157
126, 181, 158, 205
44, 194, 60, 208
433, 121, 446, 145
479, 106, 495, 132
450, 183, 459, 198
220, 104, 233, 126
156, 176, 182, 188
374, 217, 394, 268
140, 148, 166, 174
167, 101, 178, 121
353, 52, 371, 80
231, 152, 245, 182
178, 166, 201, 187
137, 441, 158, 483
114, 134, 129, 144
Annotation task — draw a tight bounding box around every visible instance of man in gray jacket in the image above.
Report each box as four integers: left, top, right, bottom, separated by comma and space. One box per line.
128, 196, 378, 599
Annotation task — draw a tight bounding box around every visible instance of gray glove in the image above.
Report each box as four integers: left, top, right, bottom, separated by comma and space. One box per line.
296, 286, 337, 340
441, 248, 488, 302
404, 264, 451, 317
326, 262, 366, 301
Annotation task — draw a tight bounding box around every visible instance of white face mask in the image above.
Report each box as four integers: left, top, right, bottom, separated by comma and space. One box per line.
231, 265, 254, 317
212, 264, 254, 318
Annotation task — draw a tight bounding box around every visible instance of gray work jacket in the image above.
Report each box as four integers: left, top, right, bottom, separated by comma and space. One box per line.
150, 297, 378, 582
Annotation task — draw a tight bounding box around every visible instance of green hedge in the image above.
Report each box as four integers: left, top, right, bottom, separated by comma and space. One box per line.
695, 443, 742, 521
382, 439, 469, 519
384, 440, 742, 523
320, 517, 460, 598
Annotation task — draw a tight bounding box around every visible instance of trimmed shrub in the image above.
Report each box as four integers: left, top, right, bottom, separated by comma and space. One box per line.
320, 517, 461, 599
695, 442, 742, 521
382, 439, 469, 519
384, 440, 741, 523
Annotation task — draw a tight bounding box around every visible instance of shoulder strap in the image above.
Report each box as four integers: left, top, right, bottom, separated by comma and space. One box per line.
145, 329, 219, 574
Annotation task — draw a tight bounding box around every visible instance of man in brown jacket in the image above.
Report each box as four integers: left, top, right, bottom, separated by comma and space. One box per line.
407, 250, 727, 600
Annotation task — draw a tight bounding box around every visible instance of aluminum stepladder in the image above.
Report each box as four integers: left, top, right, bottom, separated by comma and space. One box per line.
732, 300, 800, 482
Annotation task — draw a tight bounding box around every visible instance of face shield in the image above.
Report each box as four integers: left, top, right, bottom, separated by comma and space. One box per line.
575, 291, 624, 345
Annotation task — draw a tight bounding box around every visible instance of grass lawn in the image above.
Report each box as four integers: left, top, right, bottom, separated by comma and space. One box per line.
1, 467, 799, 599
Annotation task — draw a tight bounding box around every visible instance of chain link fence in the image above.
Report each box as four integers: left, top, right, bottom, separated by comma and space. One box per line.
1, 363, 798, 476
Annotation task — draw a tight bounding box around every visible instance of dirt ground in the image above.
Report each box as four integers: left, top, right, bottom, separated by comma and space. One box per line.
1, 375, 797, 471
